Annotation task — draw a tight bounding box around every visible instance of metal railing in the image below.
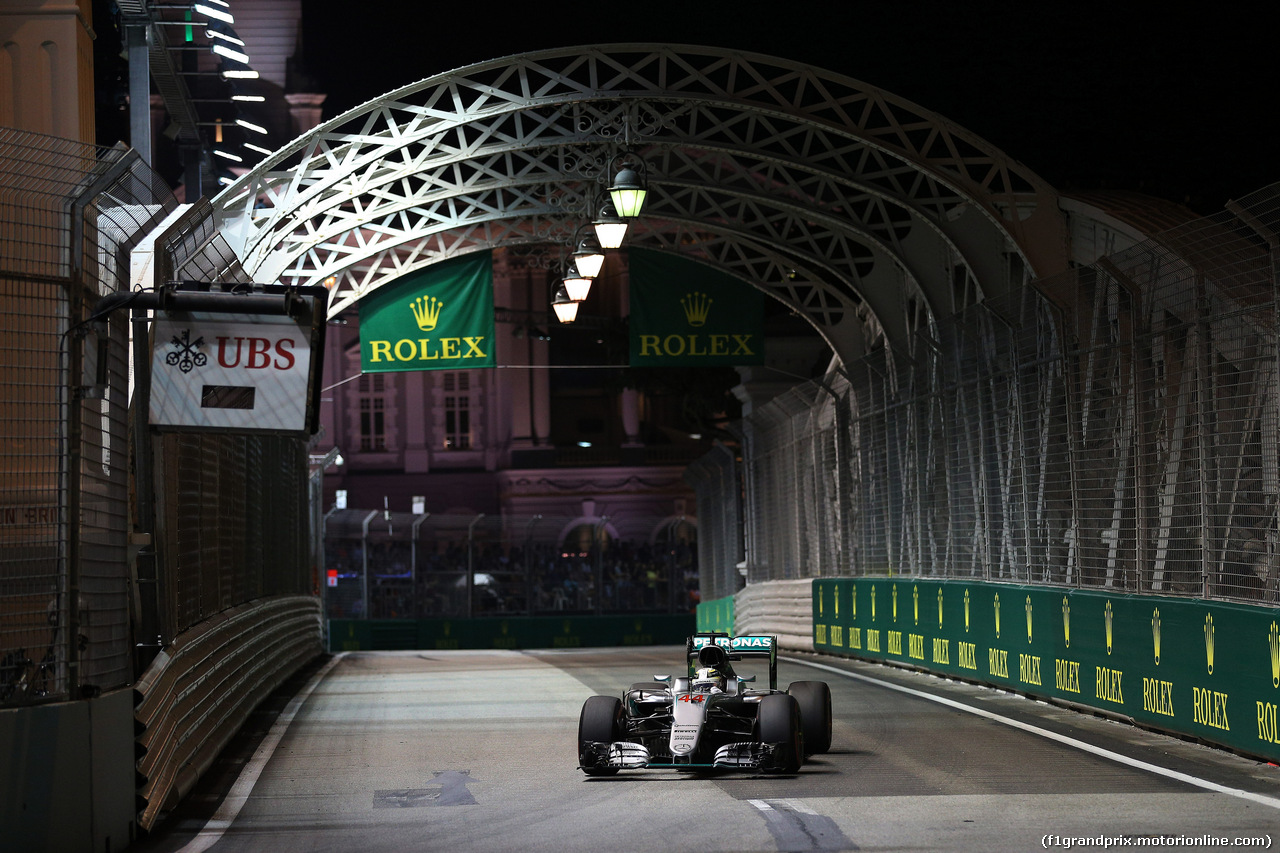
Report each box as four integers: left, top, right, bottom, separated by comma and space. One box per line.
699, 183, 1280, 605
0, 128, 176, 705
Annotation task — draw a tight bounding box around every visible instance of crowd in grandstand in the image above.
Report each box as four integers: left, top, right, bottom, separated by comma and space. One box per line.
324, 539, 699, 618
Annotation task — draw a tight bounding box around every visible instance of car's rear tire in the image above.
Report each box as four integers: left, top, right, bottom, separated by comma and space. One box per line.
788, 680, 832, 755
578, 695, 622, 776
756, 693, 803, 772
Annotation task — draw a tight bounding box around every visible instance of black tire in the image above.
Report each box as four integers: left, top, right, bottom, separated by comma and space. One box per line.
788, 681, 832, 755
756, 693, 803, 772
578, 695, 622, 776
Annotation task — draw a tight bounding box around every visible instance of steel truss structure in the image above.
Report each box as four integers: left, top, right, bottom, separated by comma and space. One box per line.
198, 44, 1067, 366
159, 44, 1280, 604
690, 185, 1280, 604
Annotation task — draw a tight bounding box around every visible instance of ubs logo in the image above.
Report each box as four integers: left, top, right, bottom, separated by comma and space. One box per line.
164, 329, 206, 373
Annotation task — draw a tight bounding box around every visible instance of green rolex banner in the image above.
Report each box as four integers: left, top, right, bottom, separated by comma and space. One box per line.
629, 248, 765, 367
359, 252, 495, 372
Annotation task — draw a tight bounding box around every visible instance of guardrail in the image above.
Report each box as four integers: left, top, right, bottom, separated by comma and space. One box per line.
813, 578, 1280, 763
703, 577, 1280, 762
133, 595, 321, 831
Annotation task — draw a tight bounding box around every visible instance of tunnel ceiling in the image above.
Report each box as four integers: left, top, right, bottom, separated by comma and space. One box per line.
204, 44, 1067, 367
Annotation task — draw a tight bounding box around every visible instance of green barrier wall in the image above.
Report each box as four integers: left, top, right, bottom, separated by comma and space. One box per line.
329, 614, 695, 652
696, 595, 735, 634
813, 578, 1280, 762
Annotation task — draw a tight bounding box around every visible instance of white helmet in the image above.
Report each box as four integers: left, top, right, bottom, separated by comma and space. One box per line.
693, 666, 725, 692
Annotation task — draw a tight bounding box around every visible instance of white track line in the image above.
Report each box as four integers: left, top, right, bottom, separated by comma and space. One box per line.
178, 653, 345, 853
782, 655, 1280, 811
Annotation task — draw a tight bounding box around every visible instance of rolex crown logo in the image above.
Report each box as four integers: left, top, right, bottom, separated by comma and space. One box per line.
834, 586, 839, 618
1152, 608, 1161, 666
871, 585, 877, 622
964, 589, 970, 633
1026, 595, 1033, 644
1063, 597, 1070, 648
913, 585, 919, 625
892, 584, 898, 622
1105, 601, 1113, 655
993, 593, 1001, 639
937, 588, 944, 629
1204, 614, 1214, 675
681, 291, 712, 327
410, 295, 444, 331
1269, 621, 1279, 688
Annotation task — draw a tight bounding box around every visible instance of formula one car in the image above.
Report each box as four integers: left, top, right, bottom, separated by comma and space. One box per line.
577, 632, 832, 774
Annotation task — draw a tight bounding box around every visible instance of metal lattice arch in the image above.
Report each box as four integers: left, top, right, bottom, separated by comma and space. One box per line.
204, 44, 1068, 366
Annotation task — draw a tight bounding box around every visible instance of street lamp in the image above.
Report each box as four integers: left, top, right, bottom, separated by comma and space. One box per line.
592, 197, 629, 249
571, 232, 606, 279
608, 152, 648, 218
561, 263, 592, 302
551, 285, 579, 323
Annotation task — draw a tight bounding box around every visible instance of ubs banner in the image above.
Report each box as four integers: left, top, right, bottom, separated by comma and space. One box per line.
812, 578, 1280, 762
628, 248, 764, 367
359, 252, 496, 372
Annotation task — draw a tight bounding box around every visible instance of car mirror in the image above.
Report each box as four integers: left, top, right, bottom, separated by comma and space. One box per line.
737, 675, 756, 683
654, 674, 670, 682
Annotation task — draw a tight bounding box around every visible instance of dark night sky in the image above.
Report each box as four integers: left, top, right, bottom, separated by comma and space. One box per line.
300, 0, 1275, 215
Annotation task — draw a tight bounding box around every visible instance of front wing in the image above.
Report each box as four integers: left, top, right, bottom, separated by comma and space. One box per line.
579, 738, 784, 771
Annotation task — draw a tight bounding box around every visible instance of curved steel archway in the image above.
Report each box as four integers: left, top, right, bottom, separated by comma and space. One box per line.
203, 44, 1068, 366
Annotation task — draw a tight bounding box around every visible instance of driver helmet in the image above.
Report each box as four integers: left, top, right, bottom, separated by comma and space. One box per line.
693, 666, 725, 692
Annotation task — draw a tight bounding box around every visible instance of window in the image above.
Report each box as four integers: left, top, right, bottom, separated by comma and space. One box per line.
359, 373, 386, 451
443, 371, 472, 450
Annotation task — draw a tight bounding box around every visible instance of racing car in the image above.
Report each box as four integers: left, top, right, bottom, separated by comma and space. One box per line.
577, 632, 832, 774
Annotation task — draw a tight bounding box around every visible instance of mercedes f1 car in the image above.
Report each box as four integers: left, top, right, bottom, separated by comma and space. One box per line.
577, 632, 832, 774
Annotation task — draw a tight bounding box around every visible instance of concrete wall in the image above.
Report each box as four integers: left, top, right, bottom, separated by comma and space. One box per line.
0, 688, 135, 853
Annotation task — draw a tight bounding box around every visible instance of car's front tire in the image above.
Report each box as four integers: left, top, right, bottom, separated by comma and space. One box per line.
756, 693, 803, 773
578, 695, 622, 776
788, 680, 832, 755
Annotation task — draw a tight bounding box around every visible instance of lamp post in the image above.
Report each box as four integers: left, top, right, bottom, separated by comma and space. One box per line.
592, 197, 629, 250
360, 509, 378, 620
551, 285, 579, 324
608, 152, 648, 218
411, 512, 429, 618
561, 263, 592, 302
524, 514, 541, 616
593, 516, 609, 616
571, 233, 606, 279
466, 512, 485, 618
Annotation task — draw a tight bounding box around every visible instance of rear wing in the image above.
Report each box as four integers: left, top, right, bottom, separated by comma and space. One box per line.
687, 632, 778, 690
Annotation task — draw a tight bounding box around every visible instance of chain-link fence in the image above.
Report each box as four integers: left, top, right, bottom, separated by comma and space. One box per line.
322, 511, 698, 619
0, 126, 319, 704
685, 443, 744, 602
139, 197, 313, 652
0, 128, 176, 705
709, 182, 1280, 605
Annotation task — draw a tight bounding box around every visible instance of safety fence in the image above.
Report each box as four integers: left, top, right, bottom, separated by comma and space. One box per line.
323, 510, 698, 619
0, 128, 176, 706
0, 127, 325, 845
693, 182, 1280, 607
